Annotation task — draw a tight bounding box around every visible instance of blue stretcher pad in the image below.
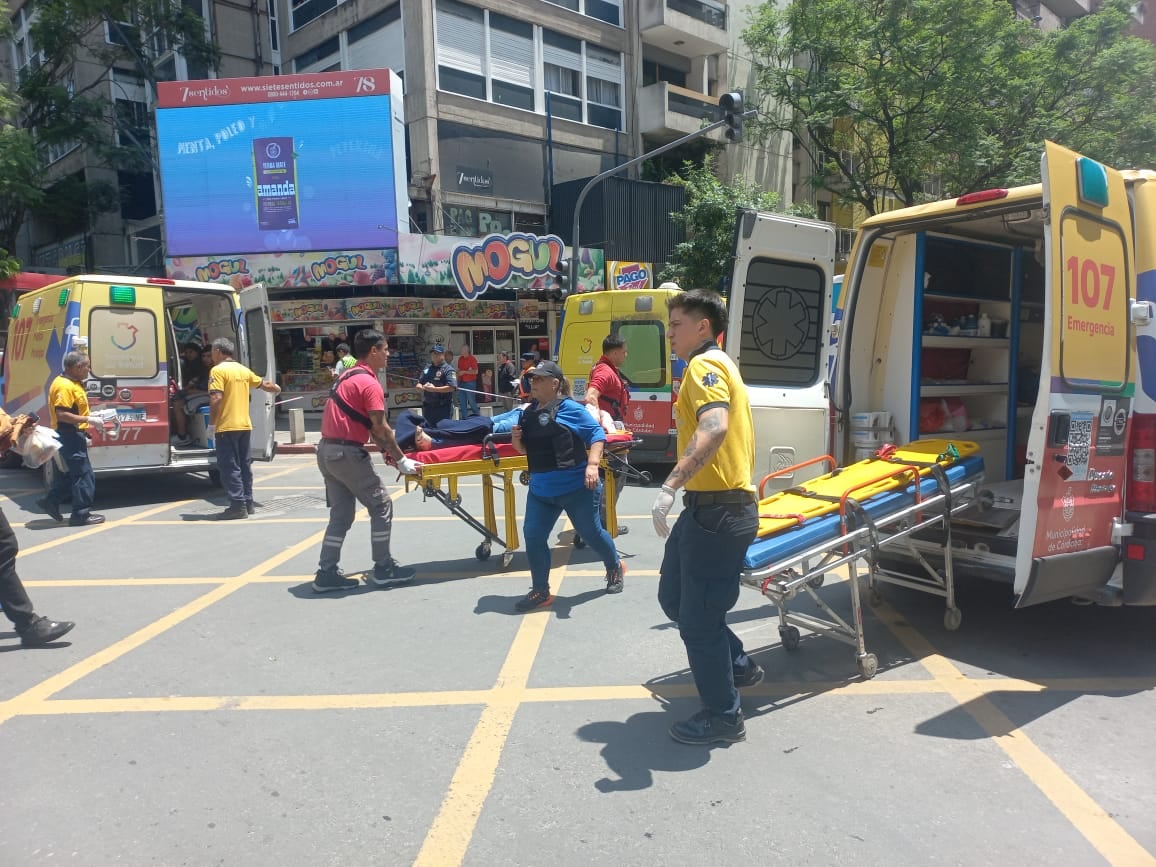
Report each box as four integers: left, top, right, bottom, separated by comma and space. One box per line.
742, 455, 985, 572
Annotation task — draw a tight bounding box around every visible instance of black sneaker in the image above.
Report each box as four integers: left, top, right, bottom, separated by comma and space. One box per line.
312, 568, 359, 593
215, 506, 247, 521
17, 616, 75, 647
514, 588, 553, 612
733, 660, 765, 688
36, 497, 63, 523
605, 561, 625, 594
69, 513, 106, 526
368, 559, 416, 587
246, 501, 256, 515
669, 709, 746, 745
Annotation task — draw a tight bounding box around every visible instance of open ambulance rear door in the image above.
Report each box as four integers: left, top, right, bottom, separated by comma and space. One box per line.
1015, 142, 1136, 606
726, 210, 836, 491
239, 283, 277, 461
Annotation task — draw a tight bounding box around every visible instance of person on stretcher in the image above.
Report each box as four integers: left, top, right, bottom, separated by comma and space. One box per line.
395, 401, 618, 453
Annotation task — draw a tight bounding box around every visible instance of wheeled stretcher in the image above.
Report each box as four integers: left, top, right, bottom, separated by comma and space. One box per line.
396, 433, 638, 568
740, 439, 985, 678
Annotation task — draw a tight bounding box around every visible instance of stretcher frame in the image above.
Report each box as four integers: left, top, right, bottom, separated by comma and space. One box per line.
400, 436, 636, 568
741, 456, 983, 679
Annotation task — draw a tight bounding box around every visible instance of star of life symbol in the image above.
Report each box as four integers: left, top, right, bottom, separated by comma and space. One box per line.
753, 287, 809, 361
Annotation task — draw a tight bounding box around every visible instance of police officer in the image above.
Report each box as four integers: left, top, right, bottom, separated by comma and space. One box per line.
511, 360, 625, 612
417, 343, 457, 426
651, 289, 762, 746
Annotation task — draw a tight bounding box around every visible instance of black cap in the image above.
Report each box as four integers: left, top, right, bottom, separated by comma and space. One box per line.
430, 343, 445, 353
521, 351, 538, 361
528, 360, 564, 379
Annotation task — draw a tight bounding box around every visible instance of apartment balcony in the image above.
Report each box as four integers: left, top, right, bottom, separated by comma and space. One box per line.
640, 0, 729, 56
639, 82, 722, 143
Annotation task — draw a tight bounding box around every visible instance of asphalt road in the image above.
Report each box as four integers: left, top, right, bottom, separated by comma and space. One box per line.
1, 455, 1154, 866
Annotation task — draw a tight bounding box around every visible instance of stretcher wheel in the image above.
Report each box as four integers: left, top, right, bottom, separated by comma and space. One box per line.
807, 574, 825, 588
858, 653, 878, 679
519, 471, 530, 486
475, 543, 492, 562
944, 607, 962, 631
779, 625, 801, 651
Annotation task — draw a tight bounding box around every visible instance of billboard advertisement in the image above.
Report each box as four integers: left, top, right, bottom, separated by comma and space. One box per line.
155, 69, 408, 257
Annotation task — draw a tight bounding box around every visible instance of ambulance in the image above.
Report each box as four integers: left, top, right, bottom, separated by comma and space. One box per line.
1, 274, 277, 487
555, 286, 685, 462
729, 141, 1156, 607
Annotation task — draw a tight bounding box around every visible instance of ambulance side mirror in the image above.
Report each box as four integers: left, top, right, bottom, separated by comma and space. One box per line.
1131, 300, 1151, 326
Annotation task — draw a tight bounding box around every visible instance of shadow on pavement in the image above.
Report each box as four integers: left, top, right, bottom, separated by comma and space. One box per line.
575, 703, 722, 793
473, 586, 609, 618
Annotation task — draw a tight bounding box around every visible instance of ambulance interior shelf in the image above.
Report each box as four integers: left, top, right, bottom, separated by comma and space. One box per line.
911, 234, 1045, 484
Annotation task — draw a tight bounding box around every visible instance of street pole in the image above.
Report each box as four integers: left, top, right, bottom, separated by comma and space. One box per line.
566, 109, 757, 294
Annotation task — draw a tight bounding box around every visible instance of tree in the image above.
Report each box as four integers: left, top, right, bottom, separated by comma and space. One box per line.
0, 0, 219, 255
745, 0, 1156, 215
658, 155, 787, 293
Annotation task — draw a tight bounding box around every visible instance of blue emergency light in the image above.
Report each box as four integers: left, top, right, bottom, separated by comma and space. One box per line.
1077, 157, 1109, 208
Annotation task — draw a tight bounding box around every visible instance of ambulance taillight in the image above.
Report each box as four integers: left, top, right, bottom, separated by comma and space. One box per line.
1127, 413, 1156, 512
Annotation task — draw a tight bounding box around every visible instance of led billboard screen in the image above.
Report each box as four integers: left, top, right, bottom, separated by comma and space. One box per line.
155, 69, 408, 257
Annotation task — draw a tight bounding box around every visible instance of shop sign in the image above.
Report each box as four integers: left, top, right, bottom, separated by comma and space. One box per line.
398, 233, 605, 294
454, 166, 494, 192
450, 233, 564, 301
268, 297, 517, 323
607, 261, 653, 291
345, 297, 391, 320
167, 249, 398, 288
270, 299, 347, 322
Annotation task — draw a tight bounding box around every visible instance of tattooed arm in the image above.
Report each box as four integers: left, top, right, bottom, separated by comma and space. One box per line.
368, 410, 407, 463
664, 405, 728, 491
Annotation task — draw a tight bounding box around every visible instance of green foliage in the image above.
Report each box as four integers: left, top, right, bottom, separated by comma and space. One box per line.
659, 155, 783, 294
745, 0, 1156, 214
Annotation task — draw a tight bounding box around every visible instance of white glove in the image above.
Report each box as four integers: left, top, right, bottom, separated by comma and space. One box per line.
396, 456, 421, 475
85, 415, 105, 431
652, 485, 677, 538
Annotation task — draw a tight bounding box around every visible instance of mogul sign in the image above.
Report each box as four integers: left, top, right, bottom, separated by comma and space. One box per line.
450, 232, 564, 301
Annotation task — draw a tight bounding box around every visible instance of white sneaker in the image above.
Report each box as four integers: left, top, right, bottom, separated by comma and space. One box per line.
171, 435, 192, 447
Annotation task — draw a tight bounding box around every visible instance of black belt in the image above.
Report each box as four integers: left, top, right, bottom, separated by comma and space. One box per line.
320, 437, 367, 448
683, 489, 756, 507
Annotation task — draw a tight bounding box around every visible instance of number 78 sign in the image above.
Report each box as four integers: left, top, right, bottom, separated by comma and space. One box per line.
1058, 213, 1130, 389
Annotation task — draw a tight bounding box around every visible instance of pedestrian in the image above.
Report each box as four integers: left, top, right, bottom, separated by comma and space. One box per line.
1, 410, 74, 647
586, 333, 631, 536
332, 343, 355, 377
36, 350, 106, 527
207, 337, 281, 520
314, 329, 420, 592
510, 360, 625, 612
497, 351, 518, 400
455, 342, 480, 417
651, 289, 762, 746
417, 343, 457, 425
517, 351, 539, 400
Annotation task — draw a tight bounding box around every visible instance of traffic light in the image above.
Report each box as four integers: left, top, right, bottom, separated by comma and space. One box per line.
720, 91, 744, 143
558, 258, 571, 296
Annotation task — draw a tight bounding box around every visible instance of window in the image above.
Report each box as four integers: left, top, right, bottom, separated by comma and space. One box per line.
244, 307, 270, 376
738, 260, 824, 387
105, 12, 141, 47
489, 13, 534, 110
111, 71, 149, 150
268, 0, 279, 51
543, 29, 582, 121
349, 5, 400, 44
585, 0, 621, 25
89, 308, 159, 378
291, 0, 338, 31
436, 0, 485, 97
585, 45, 623, 130
294, 35, 339, 73
616, 322, 666, 388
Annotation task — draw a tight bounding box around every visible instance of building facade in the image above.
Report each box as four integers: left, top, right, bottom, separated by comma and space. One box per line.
4, 0, 775, 273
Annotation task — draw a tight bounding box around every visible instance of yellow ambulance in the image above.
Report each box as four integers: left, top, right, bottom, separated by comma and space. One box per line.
2, 274, 277, 487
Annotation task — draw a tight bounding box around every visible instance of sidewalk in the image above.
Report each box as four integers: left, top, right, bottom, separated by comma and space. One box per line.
274, 411, 324, 455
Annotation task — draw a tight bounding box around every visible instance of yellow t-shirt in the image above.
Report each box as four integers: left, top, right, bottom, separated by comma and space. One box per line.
208, 359, 263, 433
48, 375, 90, 430
675, 347, 755, 493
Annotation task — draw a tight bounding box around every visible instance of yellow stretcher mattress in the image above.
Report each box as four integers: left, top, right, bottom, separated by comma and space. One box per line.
756, 439, 982, 539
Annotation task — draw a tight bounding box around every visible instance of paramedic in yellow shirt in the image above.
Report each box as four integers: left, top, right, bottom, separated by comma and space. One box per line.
36, 351, 106, 526
207, 337, 280, 520
651, 289, 760, 747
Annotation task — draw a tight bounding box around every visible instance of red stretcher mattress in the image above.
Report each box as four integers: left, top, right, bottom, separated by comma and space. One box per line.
402, 432, 635, 467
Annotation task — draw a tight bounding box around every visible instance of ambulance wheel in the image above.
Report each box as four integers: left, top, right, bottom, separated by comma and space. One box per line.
475, 543, 492, 562
779, 625, 801, 651
207, 469, 221, 488
944, 607, 963, 632
519, 471, 530, 486
858, 653, 878, 679
807, 574, 825, 588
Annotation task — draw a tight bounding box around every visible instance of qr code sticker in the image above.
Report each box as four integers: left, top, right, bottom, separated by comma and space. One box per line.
1067, 413, 1093, 480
